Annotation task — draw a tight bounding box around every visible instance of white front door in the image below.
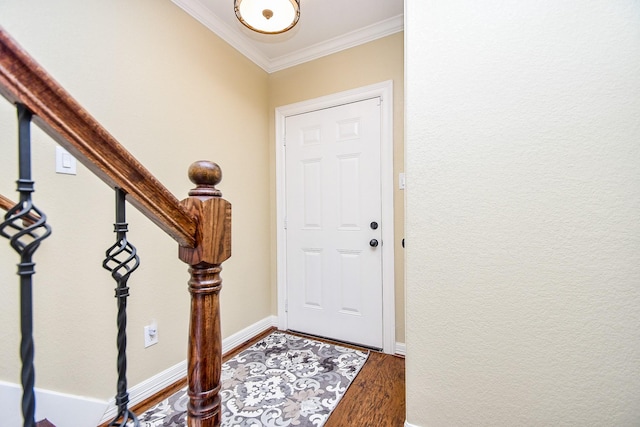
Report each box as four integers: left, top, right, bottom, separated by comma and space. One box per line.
284, 97, 383, 349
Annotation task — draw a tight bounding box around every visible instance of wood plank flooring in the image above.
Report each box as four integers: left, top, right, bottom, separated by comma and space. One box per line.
100, 328, 405, 427
325, 350, 405, 427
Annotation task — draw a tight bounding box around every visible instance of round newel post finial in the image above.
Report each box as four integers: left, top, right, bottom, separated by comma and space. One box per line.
188, 160, 222, 197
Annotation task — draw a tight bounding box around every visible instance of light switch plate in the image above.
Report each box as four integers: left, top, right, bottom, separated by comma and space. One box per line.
56, 146, 77, 175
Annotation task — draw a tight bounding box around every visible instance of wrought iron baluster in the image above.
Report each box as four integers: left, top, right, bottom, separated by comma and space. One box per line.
102, 188, 140, 427
0, 104, 52, 427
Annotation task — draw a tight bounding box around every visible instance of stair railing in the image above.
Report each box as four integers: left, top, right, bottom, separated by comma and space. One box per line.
0, 27, 230, 427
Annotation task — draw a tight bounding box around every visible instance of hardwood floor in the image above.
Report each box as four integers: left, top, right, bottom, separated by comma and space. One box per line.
325, 350, 405, 427
102, 328, 405, 427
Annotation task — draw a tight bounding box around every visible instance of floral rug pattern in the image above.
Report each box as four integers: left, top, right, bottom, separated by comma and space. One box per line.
135, 332, 369, 427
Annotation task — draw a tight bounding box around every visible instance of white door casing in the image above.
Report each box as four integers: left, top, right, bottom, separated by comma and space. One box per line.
275, 81, 395, 353
285, 98, 383, 349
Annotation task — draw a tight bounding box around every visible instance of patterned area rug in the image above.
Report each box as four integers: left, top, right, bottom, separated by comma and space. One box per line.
135, 331, 369, 426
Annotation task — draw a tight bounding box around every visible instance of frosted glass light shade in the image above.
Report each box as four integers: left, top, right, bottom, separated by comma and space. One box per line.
234, 0, 300, 34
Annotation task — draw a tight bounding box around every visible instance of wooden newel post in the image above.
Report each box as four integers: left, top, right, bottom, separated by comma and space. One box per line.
178, 161, 231, 427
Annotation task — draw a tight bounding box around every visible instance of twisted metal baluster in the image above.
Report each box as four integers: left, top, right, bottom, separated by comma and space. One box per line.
102, 188, 140, 427
0, 104, 52, 427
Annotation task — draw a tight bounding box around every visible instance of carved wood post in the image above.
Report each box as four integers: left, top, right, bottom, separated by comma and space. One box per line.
179, 161, 231, 427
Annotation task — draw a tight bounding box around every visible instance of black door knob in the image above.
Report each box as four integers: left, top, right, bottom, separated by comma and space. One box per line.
369, 239, 379, 247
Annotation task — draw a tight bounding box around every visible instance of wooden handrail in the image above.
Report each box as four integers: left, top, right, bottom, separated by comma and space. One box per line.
0, 27, 196, 248
0, 193, 39, 225
0, 193, 14, 213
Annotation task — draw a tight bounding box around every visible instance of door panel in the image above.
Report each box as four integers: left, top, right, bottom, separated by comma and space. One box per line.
285, 97, 383, 349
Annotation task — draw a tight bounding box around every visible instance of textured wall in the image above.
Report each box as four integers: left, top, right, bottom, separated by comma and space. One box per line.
406, 0, 640, 425
0, 0, 271, 399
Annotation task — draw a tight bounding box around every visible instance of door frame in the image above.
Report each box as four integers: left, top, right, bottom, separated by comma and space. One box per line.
275, 80, 395, 354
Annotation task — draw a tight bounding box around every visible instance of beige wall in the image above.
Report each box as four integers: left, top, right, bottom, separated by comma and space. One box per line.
406, 0, 640, 425
0, 0, 271, 400
268, 32, 406, 344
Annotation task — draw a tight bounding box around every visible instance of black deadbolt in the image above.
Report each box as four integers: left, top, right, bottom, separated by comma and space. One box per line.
370, 221, 378, 230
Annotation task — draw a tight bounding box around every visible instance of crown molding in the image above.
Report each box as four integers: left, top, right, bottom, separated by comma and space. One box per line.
268, 14, 404, 72
172, 0, 403, 73
172, 0, 272, 71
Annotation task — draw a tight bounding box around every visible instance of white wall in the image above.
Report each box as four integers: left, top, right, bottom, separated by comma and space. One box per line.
406, 1, 640, 425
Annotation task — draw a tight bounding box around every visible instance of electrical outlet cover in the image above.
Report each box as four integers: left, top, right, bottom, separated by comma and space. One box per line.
144, 324, 158, 348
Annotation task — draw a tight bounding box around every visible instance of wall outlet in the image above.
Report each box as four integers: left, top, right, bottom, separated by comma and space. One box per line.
144, 321, 158, 348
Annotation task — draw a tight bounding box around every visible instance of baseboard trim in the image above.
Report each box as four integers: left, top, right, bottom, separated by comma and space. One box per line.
2, 316, 278, 425
405, 421, 420, 427
221, 315, 278, 353
395, 342, 406, 356
99, 315, 278, 423
99, 359, 188, 423
0, 381, 108, 427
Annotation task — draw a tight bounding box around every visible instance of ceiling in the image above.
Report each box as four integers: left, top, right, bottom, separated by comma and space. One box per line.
172, 0, 404, 73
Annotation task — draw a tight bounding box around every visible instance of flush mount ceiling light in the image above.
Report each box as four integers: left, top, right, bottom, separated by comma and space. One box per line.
234, 0, 300, 34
